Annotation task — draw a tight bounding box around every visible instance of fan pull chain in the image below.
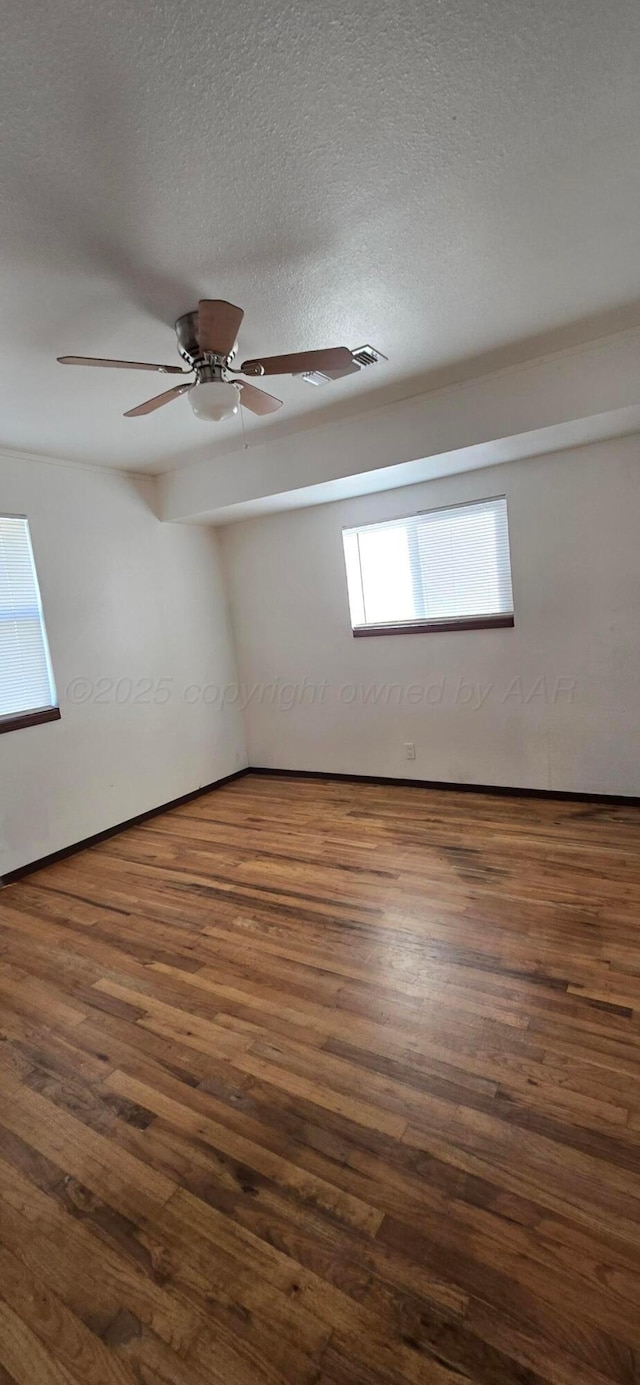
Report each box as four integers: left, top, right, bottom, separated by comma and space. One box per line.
239, 389, 249, 450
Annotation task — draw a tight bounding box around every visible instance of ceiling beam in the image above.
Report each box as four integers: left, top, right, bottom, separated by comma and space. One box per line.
159, 329, 640, 525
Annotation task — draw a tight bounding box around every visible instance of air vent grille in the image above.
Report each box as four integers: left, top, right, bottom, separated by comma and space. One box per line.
301, 370, 332, 386
352, 344, 387, 367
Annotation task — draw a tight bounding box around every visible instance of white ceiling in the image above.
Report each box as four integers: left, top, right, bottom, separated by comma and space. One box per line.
2, 0, 640, 475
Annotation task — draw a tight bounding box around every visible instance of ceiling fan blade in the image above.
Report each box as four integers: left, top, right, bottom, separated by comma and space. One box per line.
57, 355, 187, 374
241, 347, 353, 378
123, 383, 193, 417
198, 300, 244, 356
238, 382, 283, 416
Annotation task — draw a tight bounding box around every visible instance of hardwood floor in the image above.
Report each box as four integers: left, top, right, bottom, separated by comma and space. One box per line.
1, 773, 640, 1384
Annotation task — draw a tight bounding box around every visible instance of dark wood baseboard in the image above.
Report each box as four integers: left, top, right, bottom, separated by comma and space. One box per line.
248, 766, 640, 807
3, 763, 638, 886
0, 768, 250, 886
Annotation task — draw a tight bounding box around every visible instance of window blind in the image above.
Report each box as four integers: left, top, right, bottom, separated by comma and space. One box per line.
342, 496, 514, 632
0, 515, 57, 720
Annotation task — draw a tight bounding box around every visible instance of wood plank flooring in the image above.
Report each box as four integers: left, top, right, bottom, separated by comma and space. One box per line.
1, 773, 640, 1384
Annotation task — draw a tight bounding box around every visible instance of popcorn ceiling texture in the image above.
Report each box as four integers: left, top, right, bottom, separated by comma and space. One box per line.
1, 0, 640, 473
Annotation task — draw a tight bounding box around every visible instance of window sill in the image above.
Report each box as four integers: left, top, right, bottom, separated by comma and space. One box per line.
352, 615, 514, 637
0, 707, 61, 735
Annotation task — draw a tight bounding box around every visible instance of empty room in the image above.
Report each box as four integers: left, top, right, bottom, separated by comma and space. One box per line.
1, 2, 640, 1382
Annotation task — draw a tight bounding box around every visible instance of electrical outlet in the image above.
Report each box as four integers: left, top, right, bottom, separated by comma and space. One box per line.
405, 742, 416, 760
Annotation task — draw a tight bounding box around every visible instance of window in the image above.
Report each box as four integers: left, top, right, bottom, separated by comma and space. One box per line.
342, 495, 514, 636
0, 515, 60, 733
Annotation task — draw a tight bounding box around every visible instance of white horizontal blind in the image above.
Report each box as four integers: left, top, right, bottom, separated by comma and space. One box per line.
0, 516, 57, 719
342, 496, 513, 629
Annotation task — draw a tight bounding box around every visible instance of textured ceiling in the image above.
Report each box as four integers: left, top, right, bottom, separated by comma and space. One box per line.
2, 0, 640, 474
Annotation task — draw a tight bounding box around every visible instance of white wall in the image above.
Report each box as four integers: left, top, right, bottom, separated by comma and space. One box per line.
221, 435, 640, 796
0, 454, 247, 876
2, 433, 637, 878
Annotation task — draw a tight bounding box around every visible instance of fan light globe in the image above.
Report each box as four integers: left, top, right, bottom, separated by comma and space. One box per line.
190, 380, 239, 423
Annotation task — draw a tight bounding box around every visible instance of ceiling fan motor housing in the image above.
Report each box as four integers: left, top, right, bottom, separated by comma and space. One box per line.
175, 310, 237, 370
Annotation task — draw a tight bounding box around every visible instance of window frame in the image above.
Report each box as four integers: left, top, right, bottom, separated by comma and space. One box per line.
0, 513, 61, 735
343, 495, 515, 638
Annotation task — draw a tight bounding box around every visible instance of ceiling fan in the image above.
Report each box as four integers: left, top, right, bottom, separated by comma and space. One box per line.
57, 299, 374, 423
